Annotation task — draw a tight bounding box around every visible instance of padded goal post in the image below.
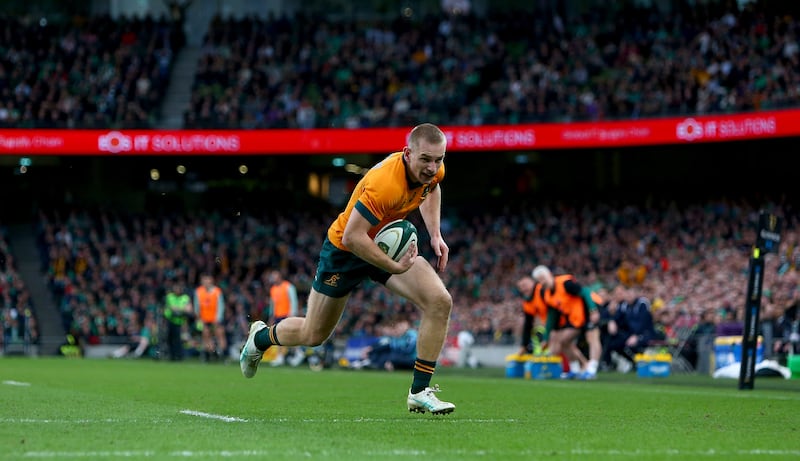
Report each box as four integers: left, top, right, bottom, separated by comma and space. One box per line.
739, 212, 781, 390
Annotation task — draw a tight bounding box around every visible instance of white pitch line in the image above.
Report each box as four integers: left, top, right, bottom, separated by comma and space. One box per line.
0, 416, 515, 425
293, 418, 518, 423
19, 451, 155, 458
2, 380, 31, 386
12, 448, 800, 458
0, 418, 175, 424
179, 409, 248, 423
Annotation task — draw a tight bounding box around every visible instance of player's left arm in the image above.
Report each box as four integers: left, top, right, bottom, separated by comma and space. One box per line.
342, 208, 417, 274
419, 184, 448, 272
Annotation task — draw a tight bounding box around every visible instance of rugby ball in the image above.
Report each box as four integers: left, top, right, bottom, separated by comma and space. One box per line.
374, 219, 418, 261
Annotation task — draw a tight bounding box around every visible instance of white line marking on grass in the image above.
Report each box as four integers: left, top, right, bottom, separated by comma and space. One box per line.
179, 409, 248, 423
2, 380, 31, 386
13, 448, 800, 458
20, 451, 156, 458
1, 416, 512, 425
0, 418, 175, 424
564, 448, 800, 457
290, 417, 518, 423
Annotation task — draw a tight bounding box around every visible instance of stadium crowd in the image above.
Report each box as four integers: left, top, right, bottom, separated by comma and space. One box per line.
184, 1, 800, 129
0, 13, 179, 129
1, 2, 798, 130
3, 1, 800, 369
0, 224, 38, 353
36, 197, 800, 367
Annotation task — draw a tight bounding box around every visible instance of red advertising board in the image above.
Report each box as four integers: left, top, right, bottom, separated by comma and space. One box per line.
0, 109, 797, 155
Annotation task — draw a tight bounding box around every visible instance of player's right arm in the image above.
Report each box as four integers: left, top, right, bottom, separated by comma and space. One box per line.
341, 208, 417, 274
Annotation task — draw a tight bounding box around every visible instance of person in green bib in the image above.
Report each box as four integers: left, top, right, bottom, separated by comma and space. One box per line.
164, 281, 193, 361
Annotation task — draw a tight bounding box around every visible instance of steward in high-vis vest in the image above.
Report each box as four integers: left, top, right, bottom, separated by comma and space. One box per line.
267, 270, 299, 323
532, 265, 603, 380
194, 274, 227, 362
265, 270, 299, 366
516, 275, 548, 355
164, 282, 192, 361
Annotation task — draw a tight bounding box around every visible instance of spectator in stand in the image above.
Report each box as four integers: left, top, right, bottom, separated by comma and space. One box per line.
683, 307, 718, 370
773, 303, 799, 362
715, 305, 744, 337
353, 317, 418, 372
617, 259, 647, 287
599, 285, 625, 371
603, 287, 659, 372
455, 329, 478, 368
111, 312, 157, 359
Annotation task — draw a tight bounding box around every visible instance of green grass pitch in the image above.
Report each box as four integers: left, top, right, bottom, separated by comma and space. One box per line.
1, 357, 798, 460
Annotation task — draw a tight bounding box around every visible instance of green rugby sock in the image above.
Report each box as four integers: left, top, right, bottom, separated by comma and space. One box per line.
411, 358, 436, 394
254, 325, 280, 350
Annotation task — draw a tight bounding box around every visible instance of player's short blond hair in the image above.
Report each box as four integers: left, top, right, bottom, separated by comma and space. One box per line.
408, 123, 446, 149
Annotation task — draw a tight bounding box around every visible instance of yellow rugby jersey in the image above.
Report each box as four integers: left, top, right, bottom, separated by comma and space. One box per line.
328, 151, 445, 251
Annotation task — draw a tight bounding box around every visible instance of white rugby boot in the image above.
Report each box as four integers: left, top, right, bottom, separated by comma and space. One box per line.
407, 384, 455, 415
240, 321, 267, 378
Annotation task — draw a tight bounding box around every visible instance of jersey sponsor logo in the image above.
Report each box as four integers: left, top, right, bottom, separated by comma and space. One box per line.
421, 184, 431, 199
324, 274, 341, 287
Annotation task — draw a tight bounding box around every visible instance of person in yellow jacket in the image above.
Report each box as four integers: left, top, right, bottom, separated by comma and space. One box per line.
265, 270, 299, 366
194, 274, 227, 362
164, 281, 193, 361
